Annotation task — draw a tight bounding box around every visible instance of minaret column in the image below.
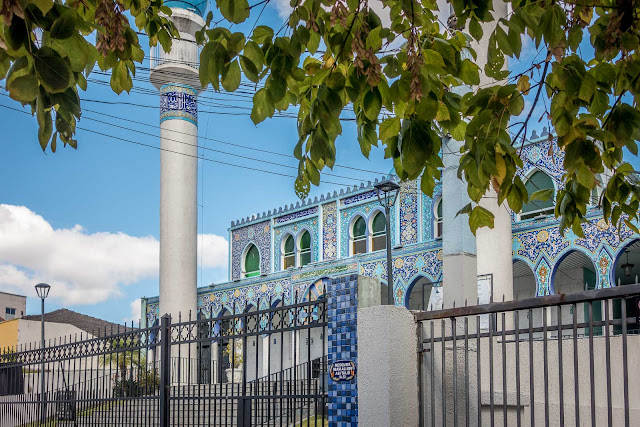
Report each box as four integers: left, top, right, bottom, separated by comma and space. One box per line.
150, 7, 205, 322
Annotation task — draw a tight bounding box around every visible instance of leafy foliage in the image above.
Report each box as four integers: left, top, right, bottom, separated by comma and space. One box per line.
3, 0, 640, 235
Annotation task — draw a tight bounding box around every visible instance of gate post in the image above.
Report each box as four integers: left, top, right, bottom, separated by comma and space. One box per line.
159, 314, 171, 427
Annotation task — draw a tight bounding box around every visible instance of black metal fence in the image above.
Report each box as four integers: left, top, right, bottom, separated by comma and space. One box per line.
415, 284, 640, 427
0, 295, 327, 426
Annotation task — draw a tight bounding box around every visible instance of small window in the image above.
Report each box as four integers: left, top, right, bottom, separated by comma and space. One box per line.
522, 171, 555, 220
352, 216, 367, 255
371, 212, 387, 252
590, 188, 599, 206
244, 244, 260, 278
5, 307, 15, 320
299, 230, 311, 267
434, 198, 443, 239
283, 235, 295, 269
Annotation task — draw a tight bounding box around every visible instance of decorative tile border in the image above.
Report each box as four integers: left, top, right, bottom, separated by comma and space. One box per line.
274, 206, 318, 224
341, 190, 376, 206
322, 202, 338, 261
399, 180, 418, 245
160, 84, 197, 125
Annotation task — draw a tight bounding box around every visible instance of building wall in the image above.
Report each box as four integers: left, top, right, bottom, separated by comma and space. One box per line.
0, 292, 26, 320
18, 320, 94, 349
0, 319, 19, 351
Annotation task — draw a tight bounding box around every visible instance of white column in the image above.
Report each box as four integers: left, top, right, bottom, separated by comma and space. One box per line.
159, 111, 198, 321
150, 8, 204, 322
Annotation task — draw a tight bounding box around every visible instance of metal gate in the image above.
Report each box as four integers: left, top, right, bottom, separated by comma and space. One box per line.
415, 284, 640, 427
0, 295, 327, 426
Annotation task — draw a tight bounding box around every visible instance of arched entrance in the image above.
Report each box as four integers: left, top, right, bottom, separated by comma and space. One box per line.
612, 240, 640, 334
551, 250, 600, 335
513, 260, 542, 332
405, 276, 435, 311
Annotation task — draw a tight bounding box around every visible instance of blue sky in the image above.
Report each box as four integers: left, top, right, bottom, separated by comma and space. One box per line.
0, 2, 634, 326
0, 2, 396, 325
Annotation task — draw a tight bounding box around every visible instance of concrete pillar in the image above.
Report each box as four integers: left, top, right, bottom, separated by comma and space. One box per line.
150, 8, 204, 321
358, 305, 418, 426
442, 136, 477, 308
477, 189, 514, 302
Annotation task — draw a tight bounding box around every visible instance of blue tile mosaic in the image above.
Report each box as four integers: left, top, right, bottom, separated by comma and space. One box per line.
327, 274, 359, 426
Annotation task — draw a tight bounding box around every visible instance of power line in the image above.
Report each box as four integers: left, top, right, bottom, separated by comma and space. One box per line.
0, 102, 360, 188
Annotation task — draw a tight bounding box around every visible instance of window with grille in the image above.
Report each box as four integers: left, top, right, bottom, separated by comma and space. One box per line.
521, 170, 555, 220
244, 244, 260, 278
5, 307, 15, 320
299, 230, 311, 267
352, 216, 367, 255
434, 198, 443, 239
283, 235, 295, 269
371, 211, 387, 252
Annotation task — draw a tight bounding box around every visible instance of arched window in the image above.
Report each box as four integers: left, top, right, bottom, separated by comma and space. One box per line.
244, 244, 260, 278
434, 198, 443, 239
352, 216, 367, 255
371, 211, 387, 252
283, 235, 295, 269
299, 230, 311, 267
522, 171, 555, 220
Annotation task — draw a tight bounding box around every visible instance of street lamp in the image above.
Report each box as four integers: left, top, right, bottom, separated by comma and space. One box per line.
374, 178, 401, 305
35, 283, 50, 424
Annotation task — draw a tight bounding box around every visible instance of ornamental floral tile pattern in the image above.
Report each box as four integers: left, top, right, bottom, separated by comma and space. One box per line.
231, 221, 271, 280
197, 278, 292, 316
146, 303, 159, 327
359, 248, 443, 288
273, 216, 320, 271
536, 258, 551, 296
421, 183, 442, 241
399, 180, 418, 245
596, 248, 613, 288
520, 138, 565, 180
339, 200, 397, 257
322, 202, 338, 261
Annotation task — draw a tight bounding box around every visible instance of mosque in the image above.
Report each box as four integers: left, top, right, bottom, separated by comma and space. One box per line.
140, 0, 640, 384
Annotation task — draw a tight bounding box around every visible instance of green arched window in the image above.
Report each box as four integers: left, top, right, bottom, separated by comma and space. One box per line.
283, 235, 295, 270
352, 216, 367, 255
244, 244, 260, 278
299, 230, 311, 267
434, 198, 443, 239
371, 211, 387, 252
522, 171, 555, 220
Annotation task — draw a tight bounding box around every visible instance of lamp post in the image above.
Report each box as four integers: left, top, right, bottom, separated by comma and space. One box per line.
374, 179, 401, 305
35, 283, 50, 425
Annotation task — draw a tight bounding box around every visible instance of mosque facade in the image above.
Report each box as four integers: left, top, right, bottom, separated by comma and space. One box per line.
142, 130, 640, 329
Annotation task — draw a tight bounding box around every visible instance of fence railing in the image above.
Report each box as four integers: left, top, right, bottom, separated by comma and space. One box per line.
415, 284, 640, 427
0, 296, 328, 426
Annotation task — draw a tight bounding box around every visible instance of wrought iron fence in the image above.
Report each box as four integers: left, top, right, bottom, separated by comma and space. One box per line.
415, 284, 640, 427
0, 295, 327, 426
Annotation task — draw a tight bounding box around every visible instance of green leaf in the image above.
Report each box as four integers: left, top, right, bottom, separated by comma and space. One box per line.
38, 109, 53, 151
379, 117, 400, 141
458, 59, 479, 85
252, 26, 274, 44
250, 88, 274, 124
157, 29, 172, 53
222, 60, 241, 92
110, 61, 132, 94
50, 9, 77, 40
307, 31, 320, 54
469, 18, 483, 41
469, 205, 495, 235
576, 165, 595, 188
32, 0, 54, 15
529, 188, 554, 202
7, 75, 39, 102
216, 0, 250, 24
508, 93, 524, 116
34, 49, 73, 93
363, 88, 382, 121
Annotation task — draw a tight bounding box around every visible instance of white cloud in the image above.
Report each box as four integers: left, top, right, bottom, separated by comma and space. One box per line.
272, 0, 392, 26
125, 298, 142, 324
0, 204, 228, 305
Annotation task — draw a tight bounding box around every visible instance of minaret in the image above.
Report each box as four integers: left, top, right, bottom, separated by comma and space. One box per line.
150, 3, 205, 321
